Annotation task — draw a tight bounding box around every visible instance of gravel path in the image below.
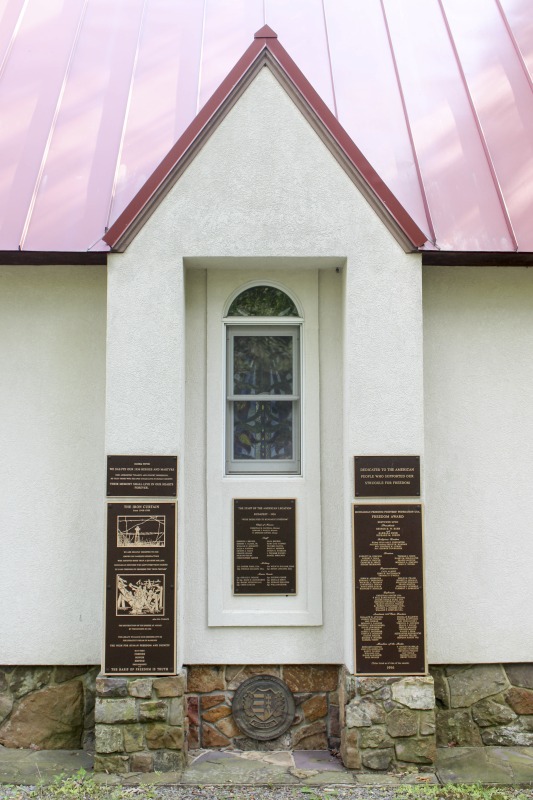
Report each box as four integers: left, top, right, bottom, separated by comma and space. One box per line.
1, 786, 533, 800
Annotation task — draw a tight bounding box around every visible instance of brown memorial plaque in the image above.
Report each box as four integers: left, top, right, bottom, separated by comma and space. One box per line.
233, 499, 296, 595
106, 455, 177, 497
354, 455, 420, 497
104, 502, 176, 675
353, 504, 426, 675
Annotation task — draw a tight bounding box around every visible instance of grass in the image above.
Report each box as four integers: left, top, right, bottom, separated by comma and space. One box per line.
0, 770, 157, 800
395, 784, 530, 800
1, 775, 531, 800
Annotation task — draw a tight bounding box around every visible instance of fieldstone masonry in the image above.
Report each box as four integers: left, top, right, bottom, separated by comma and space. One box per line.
340, 673, 436, 772
186, 665, 341, 751
2, 662, 532, 772
94, 672, 187, 773
431, 664, 533, 748
0, 666, 97, 750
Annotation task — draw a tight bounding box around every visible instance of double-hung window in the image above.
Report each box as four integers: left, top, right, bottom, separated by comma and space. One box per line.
225, 286, 301, 475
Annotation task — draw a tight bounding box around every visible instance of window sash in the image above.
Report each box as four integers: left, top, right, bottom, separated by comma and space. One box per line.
225, 325, 301, 474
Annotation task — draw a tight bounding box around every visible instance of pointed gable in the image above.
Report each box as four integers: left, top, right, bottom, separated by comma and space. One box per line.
103, 28, 427, 253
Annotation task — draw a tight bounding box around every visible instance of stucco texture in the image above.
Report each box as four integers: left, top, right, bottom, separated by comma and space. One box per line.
0, 265, 106, 663
423, 266, 533, 662
108, 67, 422, 668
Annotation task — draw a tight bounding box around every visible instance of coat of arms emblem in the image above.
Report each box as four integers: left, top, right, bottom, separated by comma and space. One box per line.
232, 675, 295, 740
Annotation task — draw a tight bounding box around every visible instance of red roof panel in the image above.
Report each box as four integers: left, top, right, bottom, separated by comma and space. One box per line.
103, 29, 426, 251
0, 0, 531, 253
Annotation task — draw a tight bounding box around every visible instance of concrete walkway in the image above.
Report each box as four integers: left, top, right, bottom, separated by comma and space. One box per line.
0, 746, 532, 786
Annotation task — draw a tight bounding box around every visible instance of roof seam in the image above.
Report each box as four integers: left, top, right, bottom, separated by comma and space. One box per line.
104, 34, 426, 251
0, 0, 29, 84
196, 0, 208, 115
493, 0, 533, 95
437, 0, 518, 251
104, 37, 266, 248
105, 0, 149, 234
265, 38, 425, 247
379, 0, 437, 247
18, 0, 89, 251
321, 0, 339, 118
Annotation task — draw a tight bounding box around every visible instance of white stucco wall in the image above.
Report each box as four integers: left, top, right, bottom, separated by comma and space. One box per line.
0, 265, 106, 664
2, 74, 530, 671
107, 66, 423, 667
423, 266, 533, 663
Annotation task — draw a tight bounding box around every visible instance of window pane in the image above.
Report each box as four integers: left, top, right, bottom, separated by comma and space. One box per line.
228, 286, 298, 317
233, 336, 293, 395
233, 401, 293, 460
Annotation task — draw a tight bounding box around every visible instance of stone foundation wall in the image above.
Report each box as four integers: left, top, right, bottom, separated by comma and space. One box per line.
0, 666, 98, 750
431, 664, 533, 747
94, 673, 187, 773
3, 662, 531, 769
186, 665, 341, 751
340, 673, 436, 772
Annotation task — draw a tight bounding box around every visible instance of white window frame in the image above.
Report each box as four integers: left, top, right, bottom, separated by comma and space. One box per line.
206, 270, 322, 627
225, 321, 302, 475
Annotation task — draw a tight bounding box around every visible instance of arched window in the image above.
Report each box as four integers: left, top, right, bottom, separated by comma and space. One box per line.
227, 285, 299, 317
225, 285, 301, 474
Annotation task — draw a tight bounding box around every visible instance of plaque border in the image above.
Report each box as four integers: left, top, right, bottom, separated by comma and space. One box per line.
102, 500, 178, 677
352, 502, 428, 677
354, 455, 421, 498
232, 498, 298, 597
106, 454, 178, 498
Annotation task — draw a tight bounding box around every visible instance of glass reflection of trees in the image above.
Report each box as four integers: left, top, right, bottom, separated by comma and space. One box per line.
232, 335, 294, 461
228, 285, 298, 317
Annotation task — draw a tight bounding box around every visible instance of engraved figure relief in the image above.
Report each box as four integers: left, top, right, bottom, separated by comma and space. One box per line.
116, 574, 164, 616
117, 515, 165, 547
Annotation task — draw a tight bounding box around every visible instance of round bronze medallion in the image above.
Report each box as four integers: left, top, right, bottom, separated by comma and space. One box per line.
232, 675, 296, 741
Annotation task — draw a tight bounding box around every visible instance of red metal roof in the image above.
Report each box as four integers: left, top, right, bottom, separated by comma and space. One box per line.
0, 0, 532, 254
104, 27, 426, 252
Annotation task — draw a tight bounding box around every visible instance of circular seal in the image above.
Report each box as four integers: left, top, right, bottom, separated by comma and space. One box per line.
232, 675, 296, 741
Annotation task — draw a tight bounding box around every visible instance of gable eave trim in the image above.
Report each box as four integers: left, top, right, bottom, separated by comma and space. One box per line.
104, 33, 427, 253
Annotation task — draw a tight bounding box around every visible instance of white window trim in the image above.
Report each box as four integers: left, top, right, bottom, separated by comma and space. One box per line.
225, 322, 302, 475
206, 269, 322, 627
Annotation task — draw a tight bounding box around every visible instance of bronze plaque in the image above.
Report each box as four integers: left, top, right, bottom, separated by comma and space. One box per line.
104, 502, 177, 675
106, 455, 177, 497
233, 499, 296, 595
354, 456, 420, 497
232, 675, 295, 740
353, 504, 426, 675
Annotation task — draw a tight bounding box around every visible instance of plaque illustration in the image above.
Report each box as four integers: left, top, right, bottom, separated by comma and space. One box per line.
117, 515, 165, 547
116, 574, 165, 616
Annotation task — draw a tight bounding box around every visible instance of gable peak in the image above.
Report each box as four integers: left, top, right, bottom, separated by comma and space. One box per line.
254, 25, 278, 40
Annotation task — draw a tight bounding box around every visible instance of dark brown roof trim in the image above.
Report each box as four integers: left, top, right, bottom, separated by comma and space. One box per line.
423, 251, 533, 267
0, 250, 107, 266
104, 27, 427, 253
